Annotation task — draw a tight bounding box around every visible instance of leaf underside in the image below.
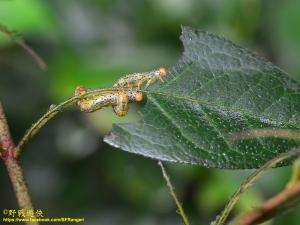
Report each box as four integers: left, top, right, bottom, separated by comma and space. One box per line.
104, 26, 300, 169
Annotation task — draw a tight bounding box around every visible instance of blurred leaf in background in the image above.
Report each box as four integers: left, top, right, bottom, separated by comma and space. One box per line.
0, 0, 55, 42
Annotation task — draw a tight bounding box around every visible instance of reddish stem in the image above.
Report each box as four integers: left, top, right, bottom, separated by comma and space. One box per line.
235, 182, 300, 225
0, 102, 15, 155
0, 102, 38, 225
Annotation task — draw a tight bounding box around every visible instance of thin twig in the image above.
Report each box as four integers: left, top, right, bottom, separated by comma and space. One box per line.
233, 181, 300, 225
158, 161, 190, 225
229, 128, 300, 142
0, 24, 48, 71
286, 156, 300, 188
212, 149, 300, 225
15, 87, 122, 158
18, 40, 48, 71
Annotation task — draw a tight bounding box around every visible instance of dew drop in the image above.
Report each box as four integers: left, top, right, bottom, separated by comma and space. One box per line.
49, 104, 56, 110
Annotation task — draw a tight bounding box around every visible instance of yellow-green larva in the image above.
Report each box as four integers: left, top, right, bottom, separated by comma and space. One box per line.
113, 67, 168, 90
74, 86, 143, 116
74, 86, 117, 113
113, 92, 128, 117
113, 91, 143, 117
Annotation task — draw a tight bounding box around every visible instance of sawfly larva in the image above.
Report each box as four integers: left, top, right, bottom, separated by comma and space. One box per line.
113, 67, 168, 90
74, 86, 143, 117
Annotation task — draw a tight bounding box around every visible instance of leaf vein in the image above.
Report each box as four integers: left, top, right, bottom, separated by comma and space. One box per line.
148, 95, 213, 158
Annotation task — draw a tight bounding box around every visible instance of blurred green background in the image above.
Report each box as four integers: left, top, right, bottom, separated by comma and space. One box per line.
0, 0, 299, 224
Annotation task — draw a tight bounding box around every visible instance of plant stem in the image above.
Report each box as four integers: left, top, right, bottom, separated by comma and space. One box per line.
0, 101, 15, 152
212, 149, 300, 225
0, 102, 38, 225
287, 156, 300, 188
233, 156, 300, 225
158, 161, 191, 225
229, 128, 300, 142
233, 181, 300, 225
15, 87, 121, 158
4, 157, 38, 225
0, 24, 48, 71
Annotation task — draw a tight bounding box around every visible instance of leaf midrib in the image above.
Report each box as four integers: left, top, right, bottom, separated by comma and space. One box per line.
148, 95, 218, 156
144, 90, 300, 129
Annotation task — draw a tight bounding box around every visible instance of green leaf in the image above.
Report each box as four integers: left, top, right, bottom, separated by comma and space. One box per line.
0, 0, 54, 39
104, 26, 300, 169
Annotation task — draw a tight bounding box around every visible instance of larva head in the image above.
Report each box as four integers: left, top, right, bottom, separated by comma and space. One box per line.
127, 91, 143, 102
134, 92, 143, 102
114, 107, 128, 117
159, 67, 168, 77
75, 86, 87, 96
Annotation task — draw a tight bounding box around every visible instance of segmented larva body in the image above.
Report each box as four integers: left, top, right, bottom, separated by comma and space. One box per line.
113, 90, 143, 116
75, 86, 116, 113
113, 67, 168, 90
74, 86, 143, 116
113, 92, 128, 117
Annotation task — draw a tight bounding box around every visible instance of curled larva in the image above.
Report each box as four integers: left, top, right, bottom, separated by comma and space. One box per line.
74, 86, 143, 117
74, 86, 116, 113
113, 91, 128, 117
113, 91, 143, 117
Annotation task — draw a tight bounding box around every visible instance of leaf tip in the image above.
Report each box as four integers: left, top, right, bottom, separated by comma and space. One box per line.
104, 132, 121, 149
